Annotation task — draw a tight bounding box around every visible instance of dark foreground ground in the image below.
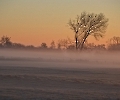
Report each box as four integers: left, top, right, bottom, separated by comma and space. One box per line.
0, 60, 120, 100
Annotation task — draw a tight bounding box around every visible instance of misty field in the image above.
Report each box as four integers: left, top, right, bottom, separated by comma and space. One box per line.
0, 50, 120, 100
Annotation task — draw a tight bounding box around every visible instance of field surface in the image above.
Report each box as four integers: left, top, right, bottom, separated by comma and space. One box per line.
0, 60, 120, 100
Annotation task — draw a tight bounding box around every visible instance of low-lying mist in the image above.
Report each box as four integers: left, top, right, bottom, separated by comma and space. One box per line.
0, 49, 120, 68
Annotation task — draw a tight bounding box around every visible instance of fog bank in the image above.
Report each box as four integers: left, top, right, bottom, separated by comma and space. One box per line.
0, 49, 120, 68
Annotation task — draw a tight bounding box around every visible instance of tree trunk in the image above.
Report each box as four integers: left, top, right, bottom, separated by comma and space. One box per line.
80, 34, 89, 50
80, 38, 86, 50
75, 37, 78, 50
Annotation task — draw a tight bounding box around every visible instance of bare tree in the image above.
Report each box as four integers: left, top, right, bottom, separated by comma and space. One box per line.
57, 43, 61, 50
68, 12, 109, 50
50, 40, 55, 49
0, 36, 12, 47
107, 36, 120, 50
41, 43, 48, 49
57, 38, 74, 49
57, 39, 68, 49
109, 36, 120, 45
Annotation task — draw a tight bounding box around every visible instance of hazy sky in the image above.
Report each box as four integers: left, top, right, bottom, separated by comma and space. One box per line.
0, 0, 120, 46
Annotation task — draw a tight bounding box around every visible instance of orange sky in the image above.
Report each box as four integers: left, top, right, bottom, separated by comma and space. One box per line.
0, 0, 120, 46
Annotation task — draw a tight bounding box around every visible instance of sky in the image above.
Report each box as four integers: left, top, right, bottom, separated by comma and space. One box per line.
0, 0, 120, 46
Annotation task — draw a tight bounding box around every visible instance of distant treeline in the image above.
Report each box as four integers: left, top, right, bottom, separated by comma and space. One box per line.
0, 36, 120, 51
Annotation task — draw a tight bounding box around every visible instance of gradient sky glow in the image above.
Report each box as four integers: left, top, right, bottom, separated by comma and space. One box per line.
0, 0, 120, 46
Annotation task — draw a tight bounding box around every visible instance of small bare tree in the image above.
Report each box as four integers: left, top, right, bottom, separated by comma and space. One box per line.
50, 40, 55, 49
0, 36, 12, 47
68, 12, 109, 50
41, 43, 48, 49
109, 36, 120, 45
57, 38, 74, 49
107, 36, 120, 50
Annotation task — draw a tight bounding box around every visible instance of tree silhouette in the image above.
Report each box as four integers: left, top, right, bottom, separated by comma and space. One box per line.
41, 43, 48, 49
110, 36, 120, 45
68, 12, 109, 50
57, 43, 61, 50
107, 36, 120, 50
13, 43, 25, 48
57, 38, 73, 49
50, 41, 55, 49
57, 39, 68, 49
0, 36, 12, 47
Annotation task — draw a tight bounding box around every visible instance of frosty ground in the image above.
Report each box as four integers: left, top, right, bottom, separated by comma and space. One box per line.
0, 50, 120, 100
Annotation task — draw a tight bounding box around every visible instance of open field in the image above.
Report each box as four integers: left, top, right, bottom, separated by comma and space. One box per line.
0, 60, 120, 100
0, 50, 120, 100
